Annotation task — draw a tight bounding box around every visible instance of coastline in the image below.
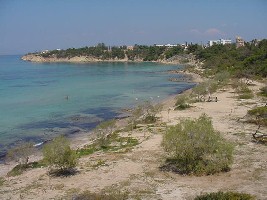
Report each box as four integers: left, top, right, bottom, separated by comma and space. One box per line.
0, 65, 199, 177
69, 72, 201, 150
21, 54, 199, 67
1, 66, 266, 199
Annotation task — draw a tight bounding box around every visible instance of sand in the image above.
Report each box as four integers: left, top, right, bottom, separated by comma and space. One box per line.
0, 75, 266, 199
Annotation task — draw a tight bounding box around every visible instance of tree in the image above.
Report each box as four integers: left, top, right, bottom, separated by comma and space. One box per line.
94, 119, 117, 148
175, 94, 190, 110
95, 119, 116, 135
130, 105, 143, 130
162, 114, 234, 175
192, 82, 208, 102
247, 105, 267, 143
6, 142, 35, 165
142, 101, 162, 123
42, 136, 77, 174
214, 71, 230, 87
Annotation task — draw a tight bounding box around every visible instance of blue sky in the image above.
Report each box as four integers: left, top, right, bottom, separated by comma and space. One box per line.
0, 0, 266, 55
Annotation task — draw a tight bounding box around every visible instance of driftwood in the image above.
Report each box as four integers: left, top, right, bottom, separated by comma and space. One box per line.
252, 123, 267, 143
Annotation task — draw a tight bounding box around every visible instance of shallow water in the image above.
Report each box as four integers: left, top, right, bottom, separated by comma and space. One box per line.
0, 55, 194, 157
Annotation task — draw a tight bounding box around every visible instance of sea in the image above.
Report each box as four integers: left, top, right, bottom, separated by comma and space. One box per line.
0, 55, 194, 159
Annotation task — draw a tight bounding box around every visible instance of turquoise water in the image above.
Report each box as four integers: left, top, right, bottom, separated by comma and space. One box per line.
0, 55, 194, 157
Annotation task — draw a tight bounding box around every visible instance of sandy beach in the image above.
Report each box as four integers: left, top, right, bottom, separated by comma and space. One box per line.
0, 73, 266, 199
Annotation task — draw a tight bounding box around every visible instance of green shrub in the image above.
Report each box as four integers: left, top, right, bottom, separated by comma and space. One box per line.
7, 161, 46, 177
175, 94, 188, 105
238, 92, 254, 99
192, 83, 208, 102
248, 106, 267, 117
0, 177, 5, 186
175, 103, 190, 110
194, 191, 255, 200
259, 86, 267, 97
143, 115, 157, 123
6, 142, 35, 165
42, 136, 78, 174
7, 164, 27, 177
77, 146, 96, 157
76, 133, 139, 157
247, 106, 267, 127
234, 81, 254, 99
73, 190, 129, 200
175, 94, 190, 110
214, 71, 231, 87
162, 114, 234, 175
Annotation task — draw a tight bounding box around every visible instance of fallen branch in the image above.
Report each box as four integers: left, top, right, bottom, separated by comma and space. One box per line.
252, 119, 267, 143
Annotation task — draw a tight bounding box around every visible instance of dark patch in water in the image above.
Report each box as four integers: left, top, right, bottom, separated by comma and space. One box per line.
18, 120, 71, 130
95, 94, 119, 101
17, 107, 119, 133
0, 107, 120, 162
32, 80, 58, 86
83, 107, 119, 121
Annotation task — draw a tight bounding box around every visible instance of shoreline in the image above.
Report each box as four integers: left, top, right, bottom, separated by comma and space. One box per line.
21, 54, 198, 67
0, 66, 200, 177
1, 69, 266, 199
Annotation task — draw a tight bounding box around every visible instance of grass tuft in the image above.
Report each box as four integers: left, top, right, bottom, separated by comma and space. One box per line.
194, 191, 255, 200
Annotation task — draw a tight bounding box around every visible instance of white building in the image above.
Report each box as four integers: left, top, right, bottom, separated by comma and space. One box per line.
208, 39, 232, 47
155, 44, 178, 48
236, 36, 245, 48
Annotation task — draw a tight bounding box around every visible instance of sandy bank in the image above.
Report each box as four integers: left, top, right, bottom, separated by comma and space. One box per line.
21, 54, 198, 66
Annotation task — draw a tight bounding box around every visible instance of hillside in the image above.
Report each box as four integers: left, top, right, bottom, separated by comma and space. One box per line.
21, 44, 197, 65
22, 40, 267, 79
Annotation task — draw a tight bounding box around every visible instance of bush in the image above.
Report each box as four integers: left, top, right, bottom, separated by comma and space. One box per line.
175, 104, 190, 110
194, 191, 255, 200
76, 133, 139, 157
0, 177, 5, 186
259, 86, 267, 97
7, 161, 46, 177
162, 114, 234, 175
7, 164, 28, 177
192, 83, 208, 102
175, 94, 190, 110
214, 71, 231, 87
247, 106, 267, 127
248, 106, 267, 117
233, 81, 254, 99
42, 136, 77, 174
72, 190, 129, 200
6, 142, 35, 165
143, 115, 157, 123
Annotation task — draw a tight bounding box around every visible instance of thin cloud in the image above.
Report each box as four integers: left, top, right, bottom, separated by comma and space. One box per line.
205, 28, 225, 36
189, 28, 225, 37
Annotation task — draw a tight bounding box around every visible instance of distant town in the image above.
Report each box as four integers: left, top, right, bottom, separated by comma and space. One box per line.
39, 36, 262, 55
155, 36, 247, 49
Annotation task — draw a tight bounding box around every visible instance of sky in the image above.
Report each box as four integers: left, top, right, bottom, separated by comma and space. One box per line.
0, 0, 267, 55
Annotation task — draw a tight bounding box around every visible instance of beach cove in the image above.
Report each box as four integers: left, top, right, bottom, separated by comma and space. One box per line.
0, 61, 266, 199
0, 55, 195, 160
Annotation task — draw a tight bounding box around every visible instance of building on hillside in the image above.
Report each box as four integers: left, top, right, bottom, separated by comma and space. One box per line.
236, 36, 245, 48
154, 44, 178, 48
41, 50, 49, 54
165, 44, 178, 48
126, 46, 134, 50
208, 39, 232, 47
